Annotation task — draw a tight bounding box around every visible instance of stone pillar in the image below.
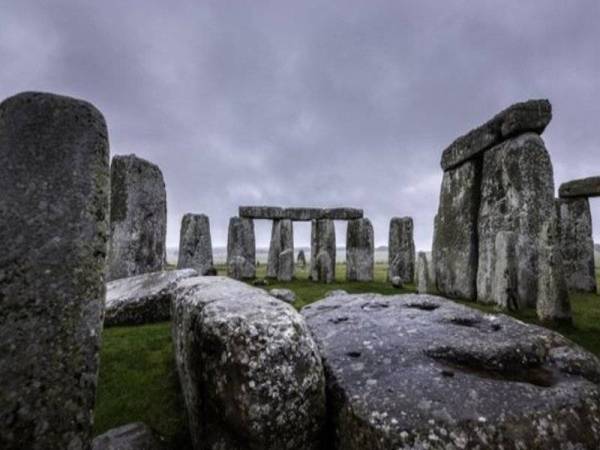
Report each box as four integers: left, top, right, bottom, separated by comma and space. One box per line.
107, 154, 167, 281
0, 92, 110, 449
297, 249, 307, 268
310, 219, 336, 283
177, 213, 214, 275
557, 198, 596, 293
267, 219, 294, 281
227, 217, 256, 279
388, 217, 415, 283
415, 252, 435, 294
346, 218, 374, 281
491, 231, 519, 310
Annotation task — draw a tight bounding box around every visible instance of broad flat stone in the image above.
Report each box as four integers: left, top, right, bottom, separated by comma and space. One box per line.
92, 422, 165, 450
0, 92, 110, 449
441, 99, 552, 170
302, 293, 600, 449
559, 176, 600, 198
172, 277, 326, 450
266, 219, 294, 281
269, 288, 296, 304
226, 217, 256, 280
239, 206, 285, 219
107, 154, 167, 281
177, 213, 213, 275
388, 217, 415, 283
238, 206, 363, 221
309, 219, 336, 283
105, 269, 197, 326
346, 218, 374, 281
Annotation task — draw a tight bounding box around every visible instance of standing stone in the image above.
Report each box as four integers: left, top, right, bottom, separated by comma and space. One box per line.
415, 252, 435, 294
491, 231, 519, 310
177, 213, 214, 275
266, 219, 294, 281
297, 249, 307, 268
107, 154, 167, 281
557, 198, 596, 292
477, 133, 555, 307
346, 218, 374, 281
433, 158, 481, 300
0, 92, 110, 449
388, 217, 415, 283
227, 217, 256, 279
310, 219, 336, 283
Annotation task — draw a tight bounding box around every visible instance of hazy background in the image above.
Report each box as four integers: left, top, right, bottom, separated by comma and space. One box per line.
2, 1, 599, 251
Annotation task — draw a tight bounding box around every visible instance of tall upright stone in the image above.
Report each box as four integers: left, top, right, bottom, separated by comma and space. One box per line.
0, 92, 110, 449
415, 252, 435, 294
297, 249, 307, 268
388, 217, 415, 284
267, 219, 294, 281
309, 219, 336, 283
346, 218, 374, 281
491, 231, 519, 310
227, 217, 256, 280
433, 158, 481, 300
557, 198, 596, 293
177, 213, 214, 275
477, 133, 556, 307
107, 154, 167, 281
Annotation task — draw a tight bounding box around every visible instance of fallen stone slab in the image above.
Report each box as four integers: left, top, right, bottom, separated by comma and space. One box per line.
92, 422, 166, 450
172, 276, 326, 450
559, 176, 600, 198
105, 269, 197, 326
302, 293, 600, 449
441, 99, 552, 170
269, 288, 296, 304
239, 206, 363, 221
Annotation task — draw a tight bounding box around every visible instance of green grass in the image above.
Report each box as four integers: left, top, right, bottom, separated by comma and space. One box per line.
94, 264, 600, 448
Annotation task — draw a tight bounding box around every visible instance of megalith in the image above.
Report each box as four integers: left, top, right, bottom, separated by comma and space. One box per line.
309, 219, 336, 283
177, 213, 214, 275
267, 219, 294, 281
297, 249, 307, 268
415, 252, 435, 294
346, 218, 374, 281
388, 217, 415, 283
107, 154, 167, 281
490, 231, 519, 310
0, 92, 110, 449
226, 217, 256, 279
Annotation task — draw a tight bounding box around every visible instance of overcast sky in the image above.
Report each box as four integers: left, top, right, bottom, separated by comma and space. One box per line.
2, 1, 599, 249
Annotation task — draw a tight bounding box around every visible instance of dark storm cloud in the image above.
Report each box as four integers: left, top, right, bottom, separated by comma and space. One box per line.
2, 0, 600, 249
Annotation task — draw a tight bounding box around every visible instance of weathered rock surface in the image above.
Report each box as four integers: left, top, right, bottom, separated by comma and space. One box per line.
239, 206, 363, 221
227, 217, 256, 279
309, 219, 336, 283
559, 176, 600, 198
441, 99, 552, 170
92, 422, 165, 450
107, 154, 167, 281
390, 276, 403, 288
105, 269, 197, 326
388, 217, 415, 283
302, 293, 600, 450
269, 288, 296, 304
491, 231, 519, 309
346, 218, 374, 281
267, 219, 294, 281
557, 198, 597, 292
239, 206, 285, 219
0, 92, 110, 449
297, 249, 307, 267
415, 252, 435, 294
177, 213, 213, 275
478, 133, 555, 307
172, 277, 326, 450
433, 158, 480, 300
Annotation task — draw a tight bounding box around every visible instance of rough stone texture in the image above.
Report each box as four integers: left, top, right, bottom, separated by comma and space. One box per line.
415, 252, 435, 294
239, 206, 285, 219
491, 231, 519, 310
297, 249, 307, 268
92, 422, 165, 450
309, 219, 336, 283
172, 276, 326, 450
107, 154, 167, 281
557, 197, 597, 293
391, 276, 403, 288
433, 158, 481, 300
239, 206, 363, 221
441, 99, 552, 170
269, 288, 296, 304
0, 92, 110, 449
105, 269, 197, 326
227, 217, 256, 280
477, 133, 556, 308
559, 176, 600, 198
266, 219, 294, 281
326, 289, 348, 297
387, 217, 415, 283
346, 218, 374, 282
302, 293, 600, 450
177, 213, 213, 275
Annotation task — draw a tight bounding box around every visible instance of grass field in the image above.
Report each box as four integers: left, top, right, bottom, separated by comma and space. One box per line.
94, 263, 600, 448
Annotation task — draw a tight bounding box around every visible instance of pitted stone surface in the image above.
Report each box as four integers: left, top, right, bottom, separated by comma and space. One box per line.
441, 99, 552, 170
302, 293, 600, 450
177, 213, 213, 275
346, 218, 374, 281
0, 92, 110, 449
310, 219, 336, 283
105, 269, 197, 326
388, 217, 415, 283
107, 154, 167, 281
267, 219, 294, 281
227, 217, 256, 279
239, 206, 363, 221
172, 277, 326, 450
239, 206, 285, 219
559, 176, 600, 198
92, 422, 165, 450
